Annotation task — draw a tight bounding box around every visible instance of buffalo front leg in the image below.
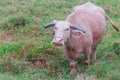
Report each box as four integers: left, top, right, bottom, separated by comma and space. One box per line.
84, 47, 91, 70
68, 57, 77, 75
64, 48, 77, 74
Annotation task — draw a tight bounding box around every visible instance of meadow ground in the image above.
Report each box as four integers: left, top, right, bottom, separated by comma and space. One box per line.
0, 0, 120, 80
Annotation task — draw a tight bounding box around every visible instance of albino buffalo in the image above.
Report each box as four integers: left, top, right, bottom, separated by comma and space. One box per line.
44, 2, 119, 74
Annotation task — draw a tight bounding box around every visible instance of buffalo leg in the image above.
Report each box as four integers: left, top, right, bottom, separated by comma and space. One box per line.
84, 47, 91, 70
91, 48, 96, 61
67, 57, 77, 75
64, 48, 77, 74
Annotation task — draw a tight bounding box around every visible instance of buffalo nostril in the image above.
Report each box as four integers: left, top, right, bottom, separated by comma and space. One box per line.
52, 37, 63, 46
55, 38, 62, 42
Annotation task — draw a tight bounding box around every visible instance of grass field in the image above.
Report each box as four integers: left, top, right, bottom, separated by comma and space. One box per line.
0, 0, 120, 80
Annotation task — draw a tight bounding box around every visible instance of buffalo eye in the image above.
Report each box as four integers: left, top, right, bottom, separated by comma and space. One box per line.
54, 27, 57, 30
65, 28, 69, 31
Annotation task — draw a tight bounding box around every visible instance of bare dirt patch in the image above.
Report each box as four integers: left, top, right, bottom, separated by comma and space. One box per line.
26, 56, 51, 69
1, 33, 16, 42
106, 54, 116, 62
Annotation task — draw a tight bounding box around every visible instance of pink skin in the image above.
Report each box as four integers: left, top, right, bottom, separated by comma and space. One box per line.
51, 21, 92, 74
45, 2, 118, 75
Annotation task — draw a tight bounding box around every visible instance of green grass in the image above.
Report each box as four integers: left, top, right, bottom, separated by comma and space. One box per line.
0, 0, 120, 80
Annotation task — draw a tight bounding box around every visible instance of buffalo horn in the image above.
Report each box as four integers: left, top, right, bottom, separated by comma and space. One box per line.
70, 24, 86, 33
44, 22, 56, 28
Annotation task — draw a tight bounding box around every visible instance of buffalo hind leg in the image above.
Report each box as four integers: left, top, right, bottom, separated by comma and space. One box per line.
91, 48, 96, 61
84, 47, 91, 70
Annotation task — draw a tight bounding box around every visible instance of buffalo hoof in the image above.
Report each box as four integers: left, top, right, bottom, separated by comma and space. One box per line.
70, 68, 77, 75
86, 65, 91, 70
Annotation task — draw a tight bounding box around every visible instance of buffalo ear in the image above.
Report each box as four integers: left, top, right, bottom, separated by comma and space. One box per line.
71, 30, 84, 38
